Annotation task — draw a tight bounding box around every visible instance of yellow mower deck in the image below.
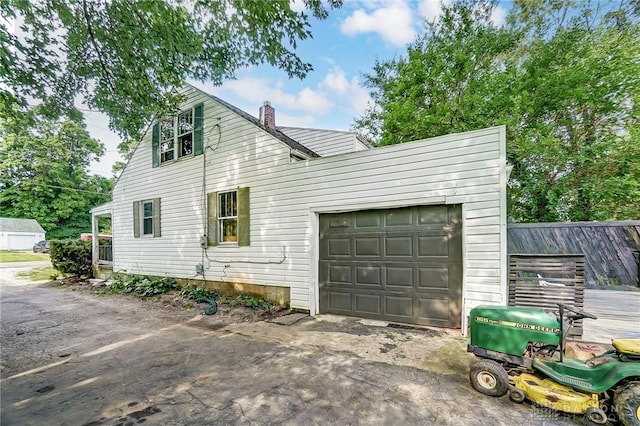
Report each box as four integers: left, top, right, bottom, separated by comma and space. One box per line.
512, 373, 600, 414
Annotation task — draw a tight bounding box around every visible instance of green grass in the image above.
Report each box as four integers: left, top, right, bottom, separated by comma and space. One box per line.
0, 251, 50, 262
15, 266, 61, 281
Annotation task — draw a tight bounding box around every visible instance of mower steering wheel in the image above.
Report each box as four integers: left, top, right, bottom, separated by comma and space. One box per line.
559, 303, 597, 320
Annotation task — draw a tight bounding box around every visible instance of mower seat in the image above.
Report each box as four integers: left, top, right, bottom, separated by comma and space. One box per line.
612, 339, 640, 356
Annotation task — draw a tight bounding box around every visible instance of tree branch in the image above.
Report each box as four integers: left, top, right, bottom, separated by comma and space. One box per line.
81, 0, 115, 96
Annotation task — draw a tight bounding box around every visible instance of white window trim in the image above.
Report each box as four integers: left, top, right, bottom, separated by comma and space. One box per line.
159, 108, 195, 164
141, 200, 154, 237
218, 190, 238, 244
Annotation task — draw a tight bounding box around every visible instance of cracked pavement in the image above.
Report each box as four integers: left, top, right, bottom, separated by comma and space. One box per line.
1, 263, 579, 425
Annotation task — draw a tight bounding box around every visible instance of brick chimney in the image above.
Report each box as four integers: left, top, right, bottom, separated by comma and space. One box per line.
259, 101, 275, 129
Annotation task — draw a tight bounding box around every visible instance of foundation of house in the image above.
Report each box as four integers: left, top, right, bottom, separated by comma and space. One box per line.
92, 264, 113, 280
175, 278, 290, 306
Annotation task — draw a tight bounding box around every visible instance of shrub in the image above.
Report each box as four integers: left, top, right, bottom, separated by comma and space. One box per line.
229, 293, 270, 309
180, 283, 216, 301
110, 272, 176, 297
50, 239, 93, 278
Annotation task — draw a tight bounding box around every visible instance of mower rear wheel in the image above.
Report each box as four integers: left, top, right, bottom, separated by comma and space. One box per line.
469, 359, 509, 397
614, 383, 640, 426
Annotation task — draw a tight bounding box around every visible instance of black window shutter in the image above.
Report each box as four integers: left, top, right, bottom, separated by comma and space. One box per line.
207, 192, 218, 246
238, 187, 250, 246
193, 103, 204, 156
152, 122, 160, 167
153, 198, 161, 237
133, 201, 140, 238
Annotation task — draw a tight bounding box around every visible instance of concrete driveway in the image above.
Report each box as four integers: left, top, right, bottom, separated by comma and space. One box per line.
1, 264, 581, 426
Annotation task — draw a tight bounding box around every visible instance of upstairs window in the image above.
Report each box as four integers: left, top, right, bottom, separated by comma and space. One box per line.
177, 110, 193, 157
152, 103, 203, 167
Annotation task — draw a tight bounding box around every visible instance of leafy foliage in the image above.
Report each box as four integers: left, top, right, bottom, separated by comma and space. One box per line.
110, 273, 177, 298
0, 107, 113, 238
50, 239, 93, 278
2, 0, 342, 145
354, 0, 640, 222
179, 282, 216, 301
225, 293, 271, 310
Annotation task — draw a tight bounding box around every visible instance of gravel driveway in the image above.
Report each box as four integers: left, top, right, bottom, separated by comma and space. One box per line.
1, 263, 582, 426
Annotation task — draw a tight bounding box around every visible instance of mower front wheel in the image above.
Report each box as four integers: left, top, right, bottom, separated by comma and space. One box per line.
614, 383, 640, 426
469, 359, 509, 397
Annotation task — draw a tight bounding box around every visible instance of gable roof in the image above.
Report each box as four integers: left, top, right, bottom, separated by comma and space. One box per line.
0, 217, 45, 233
190, 85, 320, 159
278, 126, 373, 149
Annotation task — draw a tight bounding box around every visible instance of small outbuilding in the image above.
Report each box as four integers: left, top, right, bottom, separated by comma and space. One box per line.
0, 217, 46, 251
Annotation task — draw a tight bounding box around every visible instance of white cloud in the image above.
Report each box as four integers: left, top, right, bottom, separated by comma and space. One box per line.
490, 6, 507, 27
220, 77, 335, 115
418, 0, 450, 22
321, 67, 350, 94
289, 0, 306, 13
340, 0, 416, 46
419, 0, 507, 27
320, 66, 371, 116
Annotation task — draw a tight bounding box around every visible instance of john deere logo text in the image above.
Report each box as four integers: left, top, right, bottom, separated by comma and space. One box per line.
475, 316, 560, 334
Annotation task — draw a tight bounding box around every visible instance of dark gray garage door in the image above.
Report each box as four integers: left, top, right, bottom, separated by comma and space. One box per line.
319, 205, 462, 328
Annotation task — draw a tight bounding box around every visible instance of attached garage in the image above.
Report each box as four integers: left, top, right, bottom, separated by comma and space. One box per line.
319, 205, 463, 328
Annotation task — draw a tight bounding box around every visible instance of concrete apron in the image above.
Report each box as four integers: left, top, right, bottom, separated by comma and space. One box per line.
227, 315, 470, 377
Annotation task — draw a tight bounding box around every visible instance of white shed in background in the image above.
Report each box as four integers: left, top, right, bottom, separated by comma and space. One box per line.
0, 217, 46, 250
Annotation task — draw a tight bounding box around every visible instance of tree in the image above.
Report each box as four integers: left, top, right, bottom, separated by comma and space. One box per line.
0, 107, 113, 239
2, 0, 341, 146
354, 0, 640, 222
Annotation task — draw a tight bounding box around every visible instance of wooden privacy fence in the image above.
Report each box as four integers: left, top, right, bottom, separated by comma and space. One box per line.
509, 254, 585, 338
508, 221, 640, 287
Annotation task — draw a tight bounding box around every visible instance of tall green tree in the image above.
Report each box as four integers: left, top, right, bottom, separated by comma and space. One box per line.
354, 0, 640, 222
2, 0, 341, 146
0, 107, 113, 239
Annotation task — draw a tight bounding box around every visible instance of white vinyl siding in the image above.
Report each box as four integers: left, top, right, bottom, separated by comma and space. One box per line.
278, 127, 370, 157
110, 85, 506, 329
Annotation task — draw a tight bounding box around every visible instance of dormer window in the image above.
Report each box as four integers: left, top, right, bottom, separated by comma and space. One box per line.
152, 103, 203, 167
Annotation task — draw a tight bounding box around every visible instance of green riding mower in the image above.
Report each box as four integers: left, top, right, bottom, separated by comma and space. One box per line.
467, 304, 640, 425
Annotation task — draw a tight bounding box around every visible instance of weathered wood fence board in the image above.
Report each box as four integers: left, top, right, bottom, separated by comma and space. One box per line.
508, 221, 640, 287
509, 254, 585, 337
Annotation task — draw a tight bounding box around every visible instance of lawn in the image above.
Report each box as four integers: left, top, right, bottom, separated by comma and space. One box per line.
15, 266, 61, 281
0, 251, 50, 263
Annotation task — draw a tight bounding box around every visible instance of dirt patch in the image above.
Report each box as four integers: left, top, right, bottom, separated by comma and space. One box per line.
42, 277, 292, 324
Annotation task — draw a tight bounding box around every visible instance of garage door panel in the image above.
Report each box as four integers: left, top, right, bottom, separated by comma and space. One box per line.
355, 266, 382, 287
417, 236, 449, 257
385, 236, 413, 257
355, 294, 382, 315
319, 205, 462, 328
417, 205, 449, 225
386, 267, 413, 288
355, 237, 381, 256
416, 298, 450, 322
327, 238, 351, 256
355, 211, 381, 228
329, 217, 350, 228
418, 266, 450, 289
385, 296, 413, 319
385, 209, 412, 226
328, 292, 353, 312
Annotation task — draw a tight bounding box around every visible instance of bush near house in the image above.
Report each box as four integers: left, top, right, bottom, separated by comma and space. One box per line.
50, 239, 93, 278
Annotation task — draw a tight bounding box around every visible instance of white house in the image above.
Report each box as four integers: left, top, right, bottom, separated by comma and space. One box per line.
0, 217, 46, 250
91, 84, 508, 330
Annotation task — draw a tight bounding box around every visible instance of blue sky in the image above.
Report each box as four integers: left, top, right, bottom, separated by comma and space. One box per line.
88, 0, 507, 176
